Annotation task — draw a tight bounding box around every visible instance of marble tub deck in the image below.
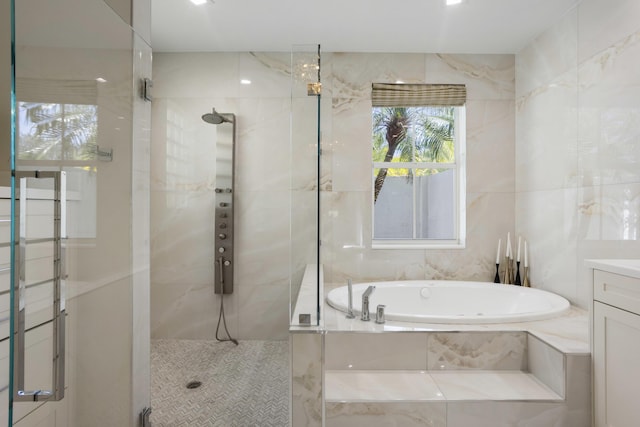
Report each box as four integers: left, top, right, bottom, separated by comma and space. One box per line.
294, 281, 589, 355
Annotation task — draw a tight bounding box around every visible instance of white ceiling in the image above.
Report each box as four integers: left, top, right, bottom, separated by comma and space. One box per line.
151, 0, 580, 54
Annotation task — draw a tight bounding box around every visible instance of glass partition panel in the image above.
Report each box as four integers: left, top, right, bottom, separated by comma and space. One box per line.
7, 0, 138, 425
290, 45, 321, 327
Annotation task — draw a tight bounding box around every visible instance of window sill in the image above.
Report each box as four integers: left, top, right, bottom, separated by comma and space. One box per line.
372, 239, 465, 250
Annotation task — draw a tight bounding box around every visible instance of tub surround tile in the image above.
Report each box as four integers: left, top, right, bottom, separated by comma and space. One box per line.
563, 354, 591, 419
325, 333, 428, 371
325, 371, 444, 402
527, 334, 565, 398
291, 333, 323, 427
427, 332, 527, 371
325, 402, 447, 427
446, 401, 584, 427
430, 371, 561, 401
324, 370, 563, 403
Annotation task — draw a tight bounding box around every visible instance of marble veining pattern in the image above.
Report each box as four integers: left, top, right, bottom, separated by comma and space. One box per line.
325, 401, 447, 427
427, 332, 527, 370
516, 0, 640, 311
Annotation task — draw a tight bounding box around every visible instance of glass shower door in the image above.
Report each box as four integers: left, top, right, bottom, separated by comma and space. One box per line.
0, 0, 151, 425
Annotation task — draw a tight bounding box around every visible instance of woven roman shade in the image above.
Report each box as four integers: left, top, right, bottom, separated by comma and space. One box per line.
371, 83, 466, 107
16, 78, 98, 105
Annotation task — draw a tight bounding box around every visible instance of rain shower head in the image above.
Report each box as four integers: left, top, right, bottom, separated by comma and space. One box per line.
202, 108, 233, 124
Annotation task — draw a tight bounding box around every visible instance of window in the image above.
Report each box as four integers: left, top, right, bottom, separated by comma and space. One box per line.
16, 78, 100, 239
371, 83, 466, 248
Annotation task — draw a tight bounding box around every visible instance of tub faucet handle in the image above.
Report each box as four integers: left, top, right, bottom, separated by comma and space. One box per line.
375, 304, 386, 324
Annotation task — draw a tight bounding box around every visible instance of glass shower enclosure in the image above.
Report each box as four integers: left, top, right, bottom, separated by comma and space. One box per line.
289, 45, 324, 328
1, 0, 151, 425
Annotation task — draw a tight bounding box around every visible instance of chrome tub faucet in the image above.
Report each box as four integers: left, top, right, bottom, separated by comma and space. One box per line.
361, 285, 375, 321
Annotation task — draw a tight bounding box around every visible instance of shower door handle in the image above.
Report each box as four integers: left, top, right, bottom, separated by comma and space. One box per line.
13, 171, 66, 402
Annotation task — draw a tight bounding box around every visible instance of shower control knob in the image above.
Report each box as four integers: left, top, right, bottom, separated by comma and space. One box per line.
218, 233, 227, 239
220, 223, 227, 229
224, 260, 231, 266
215, 188, 223, 193
218, 247, 225, 253
219, 202, 229, 207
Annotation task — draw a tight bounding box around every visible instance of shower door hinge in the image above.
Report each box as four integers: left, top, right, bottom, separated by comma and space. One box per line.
140, 407, 152, 427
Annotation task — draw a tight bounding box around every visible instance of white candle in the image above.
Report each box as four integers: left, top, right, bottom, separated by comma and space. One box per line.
506, 232, 512, 259
524, 240, 528, 268
517, 236, 521, 262
496, 239, 501, 264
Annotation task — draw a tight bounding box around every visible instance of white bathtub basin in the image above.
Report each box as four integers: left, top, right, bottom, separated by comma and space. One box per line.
326, 280, 571, 324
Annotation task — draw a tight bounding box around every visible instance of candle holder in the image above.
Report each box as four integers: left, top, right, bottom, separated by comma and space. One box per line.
494, 263, 500, 283
514, 261, 521, 286
523, 266, 530, 287
503, 256, 511, 284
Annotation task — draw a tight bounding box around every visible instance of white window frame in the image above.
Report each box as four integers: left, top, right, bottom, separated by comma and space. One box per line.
372, 107, 466, 249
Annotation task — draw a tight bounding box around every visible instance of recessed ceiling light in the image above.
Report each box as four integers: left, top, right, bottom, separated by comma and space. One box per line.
446, 0, 464, 5
190, 0, 208, 5
95, 77, 107, 83
240, 79, 252, 85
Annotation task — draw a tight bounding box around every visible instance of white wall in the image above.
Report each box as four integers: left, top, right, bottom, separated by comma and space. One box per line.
151, 52, 516, 340
516, 0, 640, 309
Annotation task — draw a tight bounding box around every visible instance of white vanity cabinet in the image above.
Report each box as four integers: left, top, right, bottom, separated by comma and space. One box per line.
590, 261, 640, 427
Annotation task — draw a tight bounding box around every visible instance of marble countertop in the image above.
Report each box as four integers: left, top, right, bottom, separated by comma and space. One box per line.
585, 259, 640, 279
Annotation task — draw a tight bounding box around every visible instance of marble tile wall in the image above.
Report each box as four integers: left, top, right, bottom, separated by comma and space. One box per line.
151, 51, 516, 340
516, 0, 640, 309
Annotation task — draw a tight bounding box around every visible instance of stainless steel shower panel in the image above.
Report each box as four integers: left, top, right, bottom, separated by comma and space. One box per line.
213, 114, 236, 294
215, 190, 233, 294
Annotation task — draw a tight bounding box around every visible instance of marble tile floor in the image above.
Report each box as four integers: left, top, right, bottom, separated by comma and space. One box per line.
151, 339, 289, 427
